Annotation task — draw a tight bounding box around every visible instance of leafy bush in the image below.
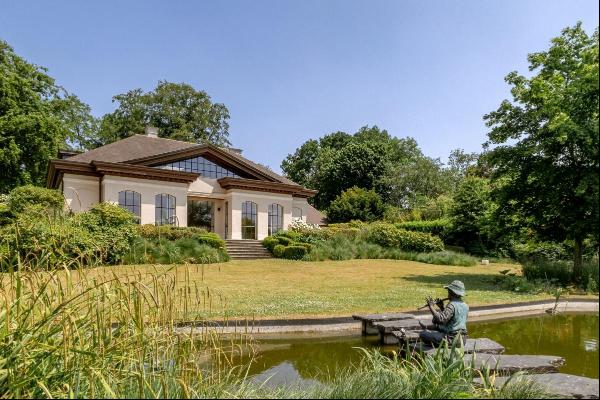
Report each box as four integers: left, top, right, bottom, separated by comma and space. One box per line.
522, 257, 599, 291
262, 236, 279, 252
124, 237, 228, 265
283, 245, 308, 260
365, 223, 444, 252
194, 233, 226, 250
139, 224, 209, 241
273, 244, 286, 258
396, 219, 452, 241
70, 203, 138, 264
6, 185, 64, 215
513, 241, 568, 262
327, 187, 385, 223
276, 236, 294, 246
0, 203, 138, 269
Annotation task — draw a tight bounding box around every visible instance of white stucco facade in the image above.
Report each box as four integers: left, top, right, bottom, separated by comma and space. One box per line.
60, 173, 311, 240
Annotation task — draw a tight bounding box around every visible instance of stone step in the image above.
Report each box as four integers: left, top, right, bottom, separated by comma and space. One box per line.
474, 373, 599, 399
465, 354, 565, 374
353, 313, 415, 335
403, 337, 505, 355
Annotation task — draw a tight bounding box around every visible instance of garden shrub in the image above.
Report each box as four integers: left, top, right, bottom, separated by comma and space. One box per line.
123, 237, 228, 265
138, 225, 209, 241
513, 241, 568, 262
521, 257, 599, 290
365, 223, 444, 252
327, 187, 385, 223
262, 236, 279, 252
194, 233, 226, 250
7, 185, 64, 215
276, 236, 294, 246
71, 203, 139, 264
273, 244, 286, 258
283, 245, 308, 260
396, 219, 452, 241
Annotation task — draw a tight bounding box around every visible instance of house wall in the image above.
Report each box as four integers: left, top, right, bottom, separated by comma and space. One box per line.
227, 190, 294, 240
292, 197, 310, 222
62, 174, 100, 212
102, 175, 189, 226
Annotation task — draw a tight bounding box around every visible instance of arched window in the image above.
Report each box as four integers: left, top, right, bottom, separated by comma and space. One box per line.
292, 207, 303, 220
241, 201, 257, 239
155, 194, 176, 225
268, 203, 284, 236
118, 190, 141, 223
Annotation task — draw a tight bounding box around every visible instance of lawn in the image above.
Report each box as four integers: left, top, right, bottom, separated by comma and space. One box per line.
64, 258, 572, 320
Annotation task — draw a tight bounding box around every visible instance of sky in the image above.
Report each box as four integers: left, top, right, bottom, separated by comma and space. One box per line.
1, 0, 598, 173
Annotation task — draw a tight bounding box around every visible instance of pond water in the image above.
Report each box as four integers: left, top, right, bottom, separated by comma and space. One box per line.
239, 313, 598, 386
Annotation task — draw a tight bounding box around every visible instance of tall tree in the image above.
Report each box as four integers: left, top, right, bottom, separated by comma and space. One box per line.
97, 81, 231, 146
0, 40, 94, 191
281, 125, 422, 209
484, 23, 599, 280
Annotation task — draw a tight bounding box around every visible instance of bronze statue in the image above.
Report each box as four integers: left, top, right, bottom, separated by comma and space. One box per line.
418, 280, 469, 346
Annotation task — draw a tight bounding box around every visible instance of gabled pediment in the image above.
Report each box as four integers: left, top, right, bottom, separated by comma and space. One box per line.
125, 144, 280, 182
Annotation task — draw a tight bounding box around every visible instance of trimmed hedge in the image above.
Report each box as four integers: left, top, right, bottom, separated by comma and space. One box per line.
262, 237, 279, 252
139, 225, 209, 241
395, 219, 451, 241
273, 244, 286, 258
365, 223, 444, 252
283, 245, 307, 260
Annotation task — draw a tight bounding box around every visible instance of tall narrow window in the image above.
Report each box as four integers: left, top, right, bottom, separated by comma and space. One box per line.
155, 194, 176, 225
268, 203, 284, 236
241, 201, 257, 239
118, 190, 141, 223
292, 207, 303, 220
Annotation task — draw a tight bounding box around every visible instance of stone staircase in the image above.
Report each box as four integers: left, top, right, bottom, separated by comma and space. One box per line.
225, 239, 273, 260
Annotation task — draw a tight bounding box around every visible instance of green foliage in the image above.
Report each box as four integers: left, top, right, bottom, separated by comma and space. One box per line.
0, 203, 138, 269
484, 23, 599, 280
0, 40, 96, 191
396, 219, 452, 241
261, 236, 279, 252
138, 224, 208, 240
123, 237, 228, 265
521, 258, 599, 291
6, 185, 64, 215
449, 177, 494, 254
283, 245, 308, 260
365, 223, 445, 252
97, 81, 230, 146
281, 126, 422, 209
512, 241, 568, 262
68, 202, 139, 264
327, 187, 385, 223
273, 244, 286, 258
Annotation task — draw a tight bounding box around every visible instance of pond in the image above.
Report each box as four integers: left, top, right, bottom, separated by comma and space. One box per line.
238, 312, 598, 386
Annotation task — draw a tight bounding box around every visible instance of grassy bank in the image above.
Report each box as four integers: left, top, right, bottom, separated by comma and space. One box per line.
4, 258, 581, 320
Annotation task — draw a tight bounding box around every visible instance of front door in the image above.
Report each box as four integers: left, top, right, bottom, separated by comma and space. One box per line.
224, 201, 229, 239
188, 199, 215, 231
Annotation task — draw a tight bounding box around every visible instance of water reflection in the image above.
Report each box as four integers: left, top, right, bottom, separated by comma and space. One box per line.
238, 313, 598, 384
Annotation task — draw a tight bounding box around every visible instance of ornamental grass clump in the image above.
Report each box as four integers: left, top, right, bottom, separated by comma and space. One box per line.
0, 259, 255, 399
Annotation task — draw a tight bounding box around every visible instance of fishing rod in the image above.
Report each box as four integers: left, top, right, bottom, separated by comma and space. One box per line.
417, 297, 449, 310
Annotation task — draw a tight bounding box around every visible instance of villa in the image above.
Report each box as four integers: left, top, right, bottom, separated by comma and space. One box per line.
46, 127, 325, 240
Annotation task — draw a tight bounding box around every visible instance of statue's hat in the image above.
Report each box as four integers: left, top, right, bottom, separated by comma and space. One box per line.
444, 280, 466, 296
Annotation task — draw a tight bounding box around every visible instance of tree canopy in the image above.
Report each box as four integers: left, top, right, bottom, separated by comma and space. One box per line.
96, 81, 231, 146
484, 23, 599, 279
0, 40, 93, 191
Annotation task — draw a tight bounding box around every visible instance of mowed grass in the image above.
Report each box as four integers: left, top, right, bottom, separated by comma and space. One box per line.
40, 258, 576, 320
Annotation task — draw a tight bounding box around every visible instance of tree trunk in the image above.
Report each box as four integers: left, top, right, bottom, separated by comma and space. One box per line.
573, 237, 583, 284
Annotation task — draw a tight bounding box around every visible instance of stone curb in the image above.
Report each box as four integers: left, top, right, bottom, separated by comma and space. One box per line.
173, 298, 598, 335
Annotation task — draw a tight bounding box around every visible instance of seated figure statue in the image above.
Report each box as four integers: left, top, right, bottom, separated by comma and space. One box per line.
419, 280, 469, 346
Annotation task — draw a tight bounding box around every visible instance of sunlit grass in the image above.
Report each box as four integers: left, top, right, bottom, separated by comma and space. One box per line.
3, 258, 580, 320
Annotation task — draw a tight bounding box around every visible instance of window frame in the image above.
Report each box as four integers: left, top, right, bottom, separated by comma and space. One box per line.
241, 201, 257, 239
155, 193, 176, 226
268, 203, 284, 236
118, 190, 141, 223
